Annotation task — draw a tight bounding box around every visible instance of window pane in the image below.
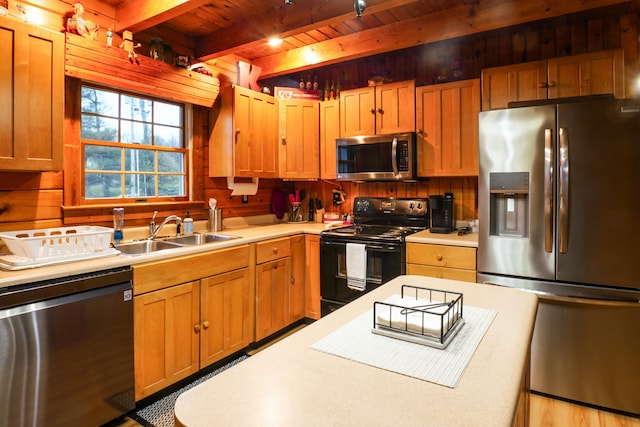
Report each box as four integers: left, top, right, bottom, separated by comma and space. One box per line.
125, 174, 156, 198
155, 125, 183, 148
85, 173, 122, 198
158, 151, 184, 173
125, 148, 155, 172
85, 145, 121, 171
121, 95, 152, 122
154, 102, 182, 127
81, 114, 118, 142
82, 87, 119, 117
121, 120, 152, 145
159, 175, 184, 197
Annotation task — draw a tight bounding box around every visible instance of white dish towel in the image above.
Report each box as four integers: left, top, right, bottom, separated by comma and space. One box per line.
346, 243, 367, 291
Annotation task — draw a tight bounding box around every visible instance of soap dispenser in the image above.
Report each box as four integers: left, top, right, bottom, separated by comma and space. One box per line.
183, 211, 194, 234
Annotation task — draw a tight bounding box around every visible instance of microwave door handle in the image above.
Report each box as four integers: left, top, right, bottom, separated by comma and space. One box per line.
391, 137, 399, 176
559, 127, 569, 253
544, 128, 554, 253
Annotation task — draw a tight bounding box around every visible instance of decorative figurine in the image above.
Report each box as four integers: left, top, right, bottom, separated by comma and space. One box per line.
106, 28, 113, 47
67, 2, 99, 40
119, 30, 141, 62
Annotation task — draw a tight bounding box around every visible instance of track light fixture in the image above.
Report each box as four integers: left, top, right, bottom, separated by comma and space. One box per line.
285, 0, 294, 4
354, 0, 366, 17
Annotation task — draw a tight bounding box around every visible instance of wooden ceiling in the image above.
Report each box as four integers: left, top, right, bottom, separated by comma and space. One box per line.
107, 0, 635, 78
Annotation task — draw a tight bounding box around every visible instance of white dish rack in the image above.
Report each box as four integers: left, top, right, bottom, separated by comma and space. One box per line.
372, 285, 465, 349
0, 226, 115, 261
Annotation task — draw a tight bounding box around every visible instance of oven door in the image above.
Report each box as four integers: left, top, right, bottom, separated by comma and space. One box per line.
320, 238, 405, 316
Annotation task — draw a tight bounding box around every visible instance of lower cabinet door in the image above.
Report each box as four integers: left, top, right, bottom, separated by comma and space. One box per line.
200, 268, 252, 368
255, 257, 290, 341
134, 281, 200, 401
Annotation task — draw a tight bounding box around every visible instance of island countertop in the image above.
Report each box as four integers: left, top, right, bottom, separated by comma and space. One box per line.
175, 275, 538, 427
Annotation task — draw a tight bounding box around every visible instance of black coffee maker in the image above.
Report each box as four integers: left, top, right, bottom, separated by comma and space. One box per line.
429, 193, 455, 233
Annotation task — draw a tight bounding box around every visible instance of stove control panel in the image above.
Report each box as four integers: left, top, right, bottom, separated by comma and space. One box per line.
353, 197, 428, 217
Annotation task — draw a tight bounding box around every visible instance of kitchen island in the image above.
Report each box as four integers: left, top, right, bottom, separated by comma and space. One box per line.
175, 275, 538, 426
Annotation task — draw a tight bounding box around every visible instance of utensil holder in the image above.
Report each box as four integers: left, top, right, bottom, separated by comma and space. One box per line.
288, 202, 303, 222
208, 208, 223, 233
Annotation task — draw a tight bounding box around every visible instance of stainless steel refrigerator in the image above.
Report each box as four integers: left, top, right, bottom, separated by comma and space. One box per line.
477, 97, 640, 416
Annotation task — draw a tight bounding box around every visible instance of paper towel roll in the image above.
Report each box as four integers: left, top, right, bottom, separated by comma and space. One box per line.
227, 177, 259, 196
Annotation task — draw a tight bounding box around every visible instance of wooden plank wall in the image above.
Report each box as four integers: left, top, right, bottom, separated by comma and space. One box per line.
0, 6, 638, 231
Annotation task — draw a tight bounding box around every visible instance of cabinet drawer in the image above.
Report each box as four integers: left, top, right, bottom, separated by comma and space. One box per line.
256, 237, 291, 264
407, 263, 477, 283
406, 243, 476, 270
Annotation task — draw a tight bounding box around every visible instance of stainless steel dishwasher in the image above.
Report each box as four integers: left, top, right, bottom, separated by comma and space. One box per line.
0, 267, 134, 427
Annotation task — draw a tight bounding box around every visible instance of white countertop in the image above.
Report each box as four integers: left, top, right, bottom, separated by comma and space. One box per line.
0, 222, 477, 287
406, 229, 478, 247
0, 221, 328, 288
175, 275, 537, 427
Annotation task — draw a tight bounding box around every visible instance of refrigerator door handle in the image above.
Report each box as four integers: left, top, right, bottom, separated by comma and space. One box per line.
544, 128, 554, 253
559, 127, 569, 253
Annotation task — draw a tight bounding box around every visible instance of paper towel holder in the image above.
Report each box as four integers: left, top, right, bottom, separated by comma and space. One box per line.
227, 177, 259, 196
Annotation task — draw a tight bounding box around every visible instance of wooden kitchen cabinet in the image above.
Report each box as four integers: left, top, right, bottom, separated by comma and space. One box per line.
319, 99, 340, 179
416, 79, 480, 177
278, 98, 319, 179
209, 85, 278, 178
255, 236, 306, 341
200, 268, 253, 368
340, 80, 416, 136
132, 245, 251, 400
481, 49, 624, 110
0, 17, 64, 171
304, 234, 321, 320
134, 280, 200, 400
406, 242, 477, 282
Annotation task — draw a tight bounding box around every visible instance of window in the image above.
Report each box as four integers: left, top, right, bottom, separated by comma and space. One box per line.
80, 85, 188, 201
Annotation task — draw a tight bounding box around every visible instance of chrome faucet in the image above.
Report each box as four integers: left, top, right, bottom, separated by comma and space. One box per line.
148, 213, 183, 240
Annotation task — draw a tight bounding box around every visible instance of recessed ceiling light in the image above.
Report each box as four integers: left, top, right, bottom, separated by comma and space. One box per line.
268, 38, 283, 47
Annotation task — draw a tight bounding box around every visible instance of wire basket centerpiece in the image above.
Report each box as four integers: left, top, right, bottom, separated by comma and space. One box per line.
372, 285, 465, 349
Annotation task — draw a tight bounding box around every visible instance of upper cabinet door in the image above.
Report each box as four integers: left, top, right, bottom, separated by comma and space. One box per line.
340, 86, 375, 137
546, 49, 624, 99
319, 100, 340, 179
416, 79, 480, 177
481, 61, 547, 110
278, 99, 319, 179
209, 85, 278, 178
0, 18, 64, 171
375, 80, 416, 135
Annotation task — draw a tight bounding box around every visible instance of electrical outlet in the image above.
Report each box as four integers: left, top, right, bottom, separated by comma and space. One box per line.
241, 195, 249, 204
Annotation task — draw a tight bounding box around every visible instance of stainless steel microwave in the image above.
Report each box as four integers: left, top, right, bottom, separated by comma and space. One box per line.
336, 132, 417, 181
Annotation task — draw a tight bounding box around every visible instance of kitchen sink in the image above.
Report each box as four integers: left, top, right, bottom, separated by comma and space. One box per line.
115, 239, 184, 255
160, 233, 241, 245
115, 233, 241, 256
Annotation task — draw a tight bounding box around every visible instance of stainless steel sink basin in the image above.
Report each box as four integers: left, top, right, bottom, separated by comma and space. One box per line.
115, 239, 183, 255
160, 233, 241, 245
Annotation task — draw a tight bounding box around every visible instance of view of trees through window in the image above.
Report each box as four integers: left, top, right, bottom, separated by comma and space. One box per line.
81, 85, 187, 200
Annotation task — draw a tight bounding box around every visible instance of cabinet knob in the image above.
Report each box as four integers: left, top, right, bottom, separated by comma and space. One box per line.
377, 108, 384, 114
538, 82, 548, 88
281, 137, 287, 145
194, 324, 201, 333
290, 277, 295, 284
547, 81, 556, 88
202, 320, 210, 329
436, 254, 443, 261
235, 128, 241, 134
370, 108, 376, 114
273, 247, 279, 254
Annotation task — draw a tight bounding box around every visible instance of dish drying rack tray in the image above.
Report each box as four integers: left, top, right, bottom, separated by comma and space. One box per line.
0, 226, 114, 260
372, 285, 465, 349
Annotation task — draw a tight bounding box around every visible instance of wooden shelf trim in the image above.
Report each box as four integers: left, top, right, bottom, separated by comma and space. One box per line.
64, 34, 220, 107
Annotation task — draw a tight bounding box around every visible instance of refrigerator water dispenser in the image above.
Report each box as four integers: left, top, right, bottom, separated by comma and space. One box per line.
489, 172, 529, 237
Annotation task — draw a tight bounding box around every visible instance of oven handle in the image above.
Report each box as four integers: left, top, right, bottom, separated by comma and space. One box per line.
321, 239, 401, 252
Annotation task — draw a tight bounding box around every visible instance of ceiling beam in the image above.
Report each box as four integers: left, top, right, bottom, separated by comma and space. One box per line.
115, 0, 212, 33
252, 0, 631, 77
195, 0, 419, 60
